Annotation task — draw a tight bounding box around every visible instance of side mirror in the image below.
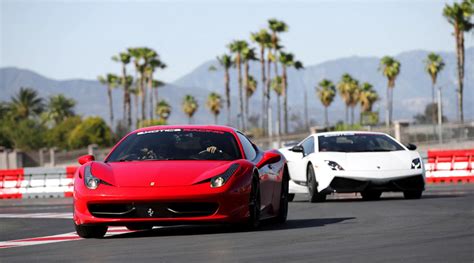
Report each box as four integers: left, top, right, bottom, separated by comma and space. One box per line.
290, 145, 304, 153
256, 151, 281, 169
78, 154, 95, 165
406, 144, 417, 151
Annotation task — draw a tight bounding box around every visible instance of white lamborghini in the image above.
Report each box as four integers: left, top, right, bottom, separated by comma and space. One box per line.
280, 131, 425, 202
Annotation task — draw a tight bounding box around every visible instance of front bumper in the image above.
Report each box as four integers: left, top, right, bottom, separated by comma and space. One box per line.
289, 179, 308, 194
73, 178, 251, 226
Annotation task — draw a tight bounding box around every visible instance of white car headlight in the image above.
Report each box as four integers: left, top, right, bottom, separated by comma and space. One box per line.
411, 158, 422, 169
324, 160, 344, 171
210, 164, 240, 188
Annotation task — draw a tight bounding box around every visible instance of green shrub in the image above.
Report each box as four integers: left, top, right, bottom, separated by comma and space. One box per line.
45, 116, 82, 150
68, 116, 112, 149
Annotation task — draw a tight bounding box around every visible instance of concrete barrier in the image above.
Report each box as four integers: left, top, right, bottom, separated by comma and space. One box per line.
425, 149, 474, 183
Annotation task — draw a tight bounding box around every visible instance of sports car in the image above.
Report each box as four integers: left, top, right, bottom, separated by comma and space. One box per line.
73, 125, 289, 238
280, 131, 425, 202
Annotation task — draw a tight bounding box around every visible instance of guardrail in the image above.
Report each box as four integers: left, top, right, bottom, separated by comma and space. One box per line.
1, 149, 473, 199
0, 167, 77, 199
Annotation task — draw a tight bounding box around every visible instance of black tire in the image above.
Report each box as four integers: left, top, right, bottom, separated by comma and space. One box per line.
307, 164, 326, 203
404, 190, 422, 199
276, 174, 289, 223
361, 190, 382, 201
288, 194, 295, 202
126, 224, 153, 231
75, 223, 107, 238
243, 176, 261, 229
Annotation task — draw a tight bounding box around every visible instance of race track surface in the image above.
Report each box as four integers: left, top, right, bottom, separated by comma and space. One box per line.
1, 184, 473, 262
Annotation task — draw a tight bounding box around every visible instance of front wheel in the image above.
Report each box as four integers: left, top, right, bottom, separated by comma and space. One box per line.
75, 223, 107, 238
242, 177, 261, 230
404, 190, 422, 199
307, 164, 326, 203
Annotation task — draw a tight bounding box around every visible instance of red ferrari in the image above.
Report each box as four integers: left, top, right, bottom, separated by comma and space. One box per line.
73, 125, 289, 238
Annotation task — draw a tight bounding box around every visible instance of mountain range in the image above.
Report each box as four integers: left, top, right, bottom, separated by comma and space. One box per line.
1, 47, 473, 130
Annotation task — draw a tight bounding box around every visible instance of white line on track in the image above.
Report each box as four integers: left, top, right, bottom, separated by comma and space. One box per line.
0, 227, 136, 249
0, 212, 72, 219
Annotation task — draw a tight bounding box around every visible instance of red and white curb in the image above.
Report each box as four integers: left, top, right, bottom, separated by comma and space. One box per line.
0, 227, 135, 249
0, 212, 72, 219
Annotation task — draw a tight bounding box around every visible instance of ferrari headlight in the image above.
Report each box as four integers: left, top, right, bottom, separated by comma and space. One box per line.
84, 165, 103, 190
411, 158, 421, 169
325, 160, 344, 171
210, 164, 240, 188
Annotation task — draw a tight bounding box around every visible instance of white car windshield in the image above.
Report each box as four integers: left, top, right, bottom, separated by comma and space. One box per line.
318, 134, 404, 152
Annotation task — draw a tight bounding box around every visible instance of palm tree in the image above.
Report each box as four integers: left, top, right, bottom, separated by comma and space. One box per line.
251, 29, 272, 131
242, 47, 259, 120
182, 95, 198, 124
379, 56, 401, 127
216, 54, 234, 125
424, 53, 445, 123
279, 51, 303, 134
98, 73, 119, 126
348, 78, 361, 125
112, 51, 132, 129
337, 74, 355, 124
130, 86, 140, 127
359, 82, 379, 113
155, 99, 171, 122
443, 0, 473, 122
146, 58, 166, 120
47, 94, 76, 125
246, 75, 258, 122
316, 79, 336, 128
228, 40, 249, 130
271, 76, 284, 134
268, 19, 288, 79
206, 92, 223, 124
152, 79, 165, 119
9, 87, 44, 119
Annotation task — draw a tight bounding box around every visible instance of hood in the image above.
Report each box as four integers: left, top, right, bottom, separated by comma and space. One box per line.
317, 151, 415, 171
90, 160, 233, 187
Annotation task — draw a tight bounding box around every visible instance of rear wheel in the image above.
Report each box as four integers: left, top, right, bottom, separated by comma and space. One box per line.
361, 190, 382, 201
307, 165, 326, 203
404, 190, 422, 199
75, 223, 107, 238
276, 174, 289, 223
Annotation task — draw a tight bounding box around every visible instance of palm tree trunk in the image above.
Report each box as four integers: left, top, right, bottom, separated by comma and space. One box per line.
134, 94, 139, 128
148, 75, 154, 120
214, 114, 218, 124
277, 95, 281, 136
389, 87, 394, 126
266, 54, 273, 137
140, 74, 146, 121
345, 104, 349, 124
122, 65, 131, 129
455, 28, 464, 123
224, 69, 231, 125
260, 45, 266, 133
351, 106, 354, 125
385, 85, 390, 128
324, 106, 328, 128
282, 65, 288, 134
107, 85, 114, 127
237, 56, 245, 131
154, 87, 159, 119
244, 61, 249, 126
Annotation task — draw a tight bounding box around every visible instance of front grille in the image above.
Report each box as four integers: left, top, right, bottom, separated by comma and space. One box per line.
88, 202, 218, 218
392, 175, 425, 191
329, 177, 369, 192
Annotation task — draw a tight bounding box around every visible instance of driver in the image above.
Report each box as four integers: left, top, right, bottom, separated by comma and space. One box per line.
201, 138, 220, 154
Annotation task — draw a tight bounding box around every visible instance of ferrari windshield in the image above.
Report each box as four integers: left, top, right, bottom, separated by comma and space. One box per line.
106, 129, 242, 162
318, 134, 404, 152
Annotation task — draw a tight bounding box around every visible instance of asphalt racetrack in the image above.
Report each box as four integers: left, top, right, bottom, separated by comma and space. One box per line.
1, 184, 473, 262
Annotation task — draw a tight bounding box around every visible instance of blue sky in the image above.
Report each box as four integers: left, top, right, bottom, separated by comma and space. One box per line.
1, 0, 472, 83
